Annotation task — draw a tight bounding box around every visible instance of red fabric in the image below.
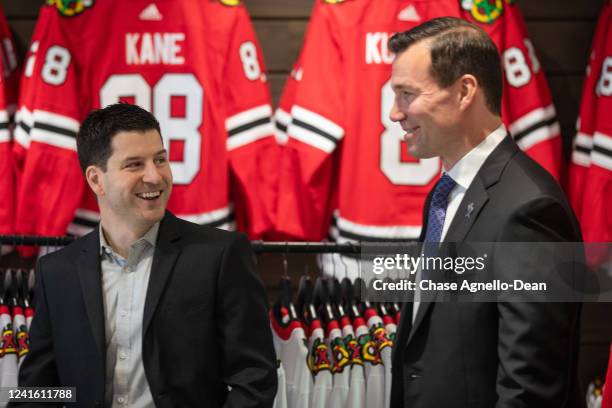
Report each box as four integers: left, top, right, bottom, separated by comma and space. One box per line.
14, 1, 277, 254
275, 0, 564, 241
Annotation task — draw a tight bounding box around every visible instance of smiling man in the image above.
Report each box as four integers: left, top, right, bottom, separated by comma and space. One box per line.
388, 18, 583, 408
16, 103, 277, 408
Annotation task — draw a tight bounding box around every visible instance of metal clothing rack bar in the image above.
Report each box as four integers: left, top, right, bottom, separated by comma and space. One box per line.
0, 235, 363, 254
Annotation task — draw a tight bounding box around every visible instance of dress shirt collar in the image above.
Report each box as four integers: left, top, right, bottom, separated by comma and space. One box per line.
444, 124, 507, 189
99, 222, 160, 267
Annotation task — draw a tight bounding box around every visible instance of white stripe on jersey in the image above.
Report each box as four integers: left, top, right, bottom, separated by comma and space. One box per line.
334, 212, 422, 240
592, 131, 612, 171
226, 104, 272, 130
67, 208, 101, 236
213, 221, 236, 231
31, 109, 80, 151
75, 208, 101, 222
508, 104, 559, 151
67, 223, 95, 237
0, 110, 10, 143
572, 132, 594, 167
0, 109, 9, 123
14, 106, 33, 149
178, 205, 233, 225
509, 104, 556, 135
274, 108, 291, 145
227, 122, 275, 150
516, 121, 561, 152
288, 105, 344, 153
226, 104, 274, 150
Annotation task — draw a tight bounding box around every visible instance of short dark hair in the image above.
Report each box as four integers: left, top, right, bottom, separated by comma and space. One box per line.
388, 17, 502, 115
77, 103, 161, 172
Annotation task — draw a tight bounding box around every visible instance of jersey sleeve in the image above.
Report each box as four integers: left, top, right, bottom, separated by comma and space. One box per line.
469, 2, 563, 182
14, 7, 87, 242
223, 4, 278, 238
580, 8, 612, 245
0, 5, 19, 236
568, 4, 611, 220
275, 4, 343, 240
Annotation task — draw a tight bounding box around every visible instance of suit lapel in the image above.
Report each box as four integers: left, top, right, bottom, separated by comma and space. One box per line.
143, 212, 182, 337
76, 228, 105, 358
393, 187, 435, 356
443, 178, 488, 244
404, 134, 519, 348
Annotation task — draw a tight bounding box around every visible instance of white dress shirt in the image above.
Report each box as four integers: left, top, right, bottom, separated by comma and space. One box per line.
413, 124, 507, 322
100, 222, 159, 408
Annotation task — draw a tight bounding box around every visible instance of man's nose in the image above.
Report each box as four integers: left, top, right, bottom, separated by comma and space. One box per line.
389, 99, 405, 123
142, 161, 163, 184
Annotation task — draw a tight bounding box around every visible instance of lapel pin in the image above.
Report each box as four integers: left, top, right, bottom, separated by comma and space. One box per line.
465, 202, 475, 219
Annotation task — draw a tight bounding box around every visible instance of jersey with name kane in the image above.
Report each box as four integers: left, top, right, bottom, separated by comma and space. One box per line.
275, 0, 562, 241
14, 1, 277, 242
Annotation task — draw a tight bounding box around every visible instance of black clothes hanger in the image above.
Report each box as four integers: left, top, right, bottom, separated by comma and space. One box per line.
313, 275, 335, 325
327, 277, 346, 319
296, 275, 317, 325
273, 249, 298, 323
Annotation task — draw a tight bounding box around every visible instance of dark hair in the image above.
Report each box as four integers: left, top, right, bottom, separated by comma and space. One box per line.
77, 103, 161, 172
388, 17, 502, 115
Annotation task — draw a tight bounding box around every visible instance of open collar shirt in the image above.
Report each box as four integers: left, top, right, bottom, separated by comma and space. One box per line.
99, 222, 159, 408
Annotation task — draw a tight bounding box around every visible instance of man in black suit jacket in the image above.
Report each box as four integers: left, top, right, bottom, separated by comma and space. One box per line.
387, 18, 583, 407
16, 103, 277, 407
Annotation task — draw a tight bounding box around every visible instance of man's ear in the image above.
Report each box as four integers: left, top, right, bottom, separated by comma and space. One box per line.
458, 74, 478, 111
85, 165, 104, 196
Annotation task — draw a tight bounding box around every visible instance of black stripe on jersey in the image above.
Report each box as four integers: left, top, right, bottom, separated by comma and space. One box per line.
513, 116, 558, 143
335, 228, 417, 243
292, 118, 339, 145
202, 212, 235, 228
275, 121, 288, 133
228, 117, 271, 137
593, 144, 612, 159
18, 121, 31, 134
0, 121, 9, 130
575, 145, 591, 155
34, 122, 78, 138
72, 215, 99, 228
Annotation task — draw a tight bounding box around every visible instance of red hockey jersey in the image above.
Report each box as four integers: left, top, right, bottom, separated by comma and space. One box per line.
569, 3, 610, 225
15, 0, 277, 248
576, 4, 612, 246
0, 6, 19, 236
276, 0, 563, 241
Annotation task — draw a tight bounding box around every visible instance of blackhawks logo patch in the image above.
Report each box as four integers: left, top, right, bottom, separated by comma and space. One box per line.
461, 0, 505, 24
218, 0, 241, 6
46, 0, 94, 17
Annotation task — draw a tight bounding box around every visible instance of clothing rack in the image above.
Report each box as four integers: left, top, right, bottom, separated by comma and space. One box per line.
0, 235, 363, 254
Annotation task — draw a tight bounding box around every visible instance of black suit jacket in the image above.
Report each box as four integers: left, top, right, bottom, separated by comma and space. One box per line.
16, 212, 277, 408
391, 136, 584, 408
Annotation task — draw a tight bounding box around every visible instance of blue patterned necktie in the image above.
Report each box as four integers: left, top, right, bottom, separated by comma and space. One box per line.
412, 173, 457, 322
423, 173, 457, 257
